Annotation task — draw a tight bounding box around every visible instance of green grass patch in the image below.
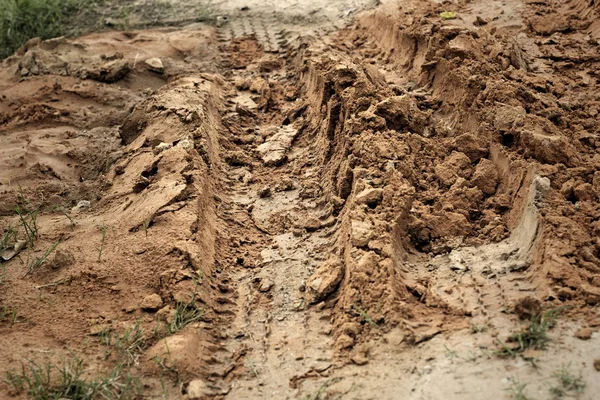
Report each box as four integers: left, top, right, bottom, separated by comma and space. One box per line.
0, 0, 98, 59
4, 356, 140, 400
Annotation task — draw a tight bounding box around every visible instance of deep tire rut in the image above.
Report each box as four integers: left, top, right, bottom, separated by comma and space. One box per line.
216, 91, 337, 397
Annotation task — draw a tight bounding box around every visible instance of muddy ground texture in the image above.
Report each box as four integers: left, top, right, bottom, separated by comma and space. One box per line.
1, 0, 600, 399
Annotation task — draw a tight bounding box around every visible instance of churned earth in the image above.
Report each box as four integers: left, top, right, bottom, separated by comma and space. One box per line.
1, 0, 599, 399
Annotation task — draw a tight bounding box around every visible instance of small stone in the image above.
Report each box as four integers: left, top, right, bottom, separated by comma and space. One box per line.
52, 250, 75, 269
123, 303, 137, 313
215, 16, 228, 28
140, 294, 163, 311
259, 279, 274, 293
71, 200, 91, 213
154, 142, 172, 154
173, 290, 194, 305
351, 219, 374, 247
104, 17, 119, 26
177, 138, 193, 150
594, 359, 600, 371
355, 188, 384, 207
557, 286, 575, 300
259, 58, 284, 72
145, 58, 164, 74
256, 126, 298, 166
292, 228, 304, 237
292, 299, 305, 311
435, 152, 472, 186
522, 349, 543, 359
514, 296, 541, 320
306, 258, 344, 304
471, 159, 499, 195
185, 379, 209, 399
574, 183, 594, 202
258, 185, 272, 198
275, 179, 295, 191
351, 353, 369, 365
224, 150, 252, 166
249, 77, 268, 93
474, 16, 488, 26
335, 334, 355, 350
156, 305, 176, 323
302, 217, 321, 232
574, 327, 594, 340
89, 324, 110, 336
331, 195, 345, 209
234, 77, 251, 90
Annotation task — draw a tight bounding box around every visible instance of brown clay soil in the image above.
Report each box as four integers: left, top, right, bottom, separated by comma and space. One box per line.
1, 0, 600, 399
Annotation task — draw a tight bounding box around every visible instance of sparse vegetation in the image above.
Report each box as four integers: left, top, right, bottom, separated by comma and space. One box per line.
0, 306, 19, 327
471, 323, 489, 333
142, 217, 151, 237
167, 299, 203, 334
16, 205, 39, 248
99, 322, 148, 365
550, 365, 586, 398
4, 355, 140, 400
304, 383, 328, 400
352, 304, 379, 328
26, 238, 61, 276
0, 225, 18, 256
54, 205, 75, 229
97, 223, 107, 261
0, 264, 6, 285
444, 344, 459, 362
507, 377, 531, 400
245, 357, 259, 379
496, 309, 562, 357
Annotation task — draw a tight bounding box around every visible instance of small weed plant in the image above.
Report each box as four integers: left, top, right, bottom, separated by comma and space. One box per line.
97, 223, 107, 261
550, 365, 586, 398
497, 308, 562, 357
507, 377, 531, 400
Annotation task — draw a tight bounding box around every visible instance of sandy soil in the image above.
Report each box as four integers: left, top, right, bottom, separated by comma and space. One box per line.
1, 0, 600, 399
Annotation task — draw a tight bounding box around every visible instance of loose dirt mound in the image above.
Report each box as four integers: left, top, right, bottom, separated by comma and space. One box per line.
1, 0, 600, 399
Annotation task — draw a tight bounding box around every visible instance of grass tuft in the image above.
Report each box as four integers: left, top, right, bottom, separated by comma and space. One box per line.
4, 356, 140, 400
550, 365, 586, 398
507, 377, 530, 400
496, 308, 562, 357
167, 300, 203, 334
100, 321, 148, 365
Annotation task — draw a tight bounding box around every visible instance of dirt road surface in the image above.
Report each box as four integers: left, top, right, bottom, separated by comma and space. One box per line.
1, 0, 600, 399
